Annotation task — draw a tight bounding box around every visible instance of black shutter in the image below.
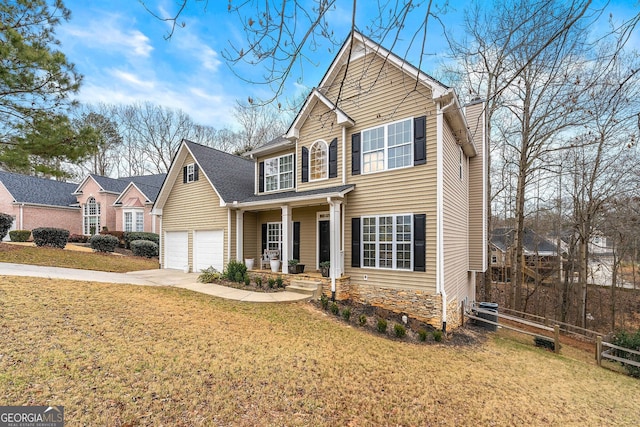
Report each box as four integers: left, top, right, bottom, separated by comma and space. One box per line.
293, 221, 300, 260
413, 214, 426, 272
301, 147, 309, 182
414, 116, 426, 165
259, 161, 265, 193
352, 133, 361, 175
194, 163, 200, 181
329, 138, 338, 178
183, 166, 187, 183
261, 223, 267, 253
351, 217, 361, 267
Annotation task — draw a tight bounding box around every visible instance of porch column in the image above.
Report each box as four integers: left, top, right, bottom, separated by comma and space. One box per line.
281, 204, 292, 274
235, 210, 244, 262
329, 198, 342, 299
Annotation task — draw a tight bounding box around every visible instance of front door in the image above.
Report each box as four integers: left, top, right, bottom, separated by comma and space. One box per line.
318, 220, 330, 265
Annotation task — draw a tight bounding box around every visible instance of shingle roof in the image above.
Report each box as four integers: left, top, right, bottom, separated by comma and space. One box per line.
126, 174, 166, 202
90, 174, 129, 193
491, 228, 558, 254
0, 171, 78, 208
184, 140, 256, 202
239, 184, 355, 204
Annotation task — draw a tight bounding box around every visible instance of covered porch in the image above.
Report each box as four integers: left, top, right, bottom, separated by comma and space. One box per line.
231, 185, 354, 299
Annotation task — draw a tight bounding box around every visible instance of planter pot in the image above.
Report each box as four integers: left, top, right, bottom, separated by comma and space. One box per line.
270, 259, 281, 273
288, 264, 305, 274
245, 258, 254, 270
321, 266, 330, 278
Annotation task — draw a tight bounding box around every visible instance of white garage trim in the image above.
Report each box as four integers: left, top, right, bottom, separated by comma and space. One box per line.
193, 230, 224, 273
164, 231, 189, 271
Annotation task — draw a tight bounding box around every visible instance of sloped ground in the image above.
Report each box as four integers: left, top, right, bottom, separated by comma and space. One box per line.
1, 276, 639, 426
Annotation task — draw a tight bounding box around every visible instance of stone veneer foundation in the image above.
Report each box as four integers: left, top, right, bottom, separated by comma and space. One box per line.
321, 278, 463, 330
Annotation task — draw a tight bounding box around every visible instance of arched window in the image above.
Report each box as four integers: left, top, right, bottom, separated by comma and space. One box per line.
310, 140, 328, 181
83, 197, 101, 235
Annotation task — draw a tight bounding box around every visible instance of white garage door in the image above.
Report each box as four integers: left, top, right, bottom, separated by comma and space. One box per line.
164, 231, 188, 270
194, 230, 224, 273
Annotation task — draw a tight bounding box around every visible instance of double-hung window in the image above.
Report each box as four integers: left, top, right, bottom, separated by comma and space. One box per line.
362, 118, 413, 173
124, 210, 144, 232
186, 164, 195, 183
362, 214, 412, 270
265, 154, 294, 191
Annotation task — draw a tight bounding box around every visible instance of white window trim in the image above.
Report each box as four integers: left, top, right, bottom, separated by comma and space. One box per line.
83, 197, 101, 235
123, 208, 145, 232
266, 222, 282, 252
361, 213, 413, 271
361, 117, 414, 175
264, 154, 294, 192
186, 163, 196, 183
309, 140, 329, 182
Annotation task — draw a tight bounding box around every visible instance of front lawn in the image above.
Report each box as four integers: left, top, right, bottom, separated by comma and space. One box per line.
0, 242, 158, 272
1, 277, 639, 426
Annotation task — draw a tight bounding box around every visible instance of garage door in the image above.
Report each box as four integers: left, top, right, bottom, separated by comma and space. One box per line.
194, 230, 224, 273
164, 231, 188, 270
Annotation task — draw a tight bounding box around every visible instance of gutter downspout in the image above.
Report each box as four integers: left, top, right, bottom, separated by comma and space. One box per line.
227, 209, 232, 264
437, 100, 449, 333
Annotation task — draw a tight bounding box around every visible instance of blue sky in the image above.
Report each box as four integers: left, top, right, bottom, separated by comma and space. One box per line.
58, 1, 638, 130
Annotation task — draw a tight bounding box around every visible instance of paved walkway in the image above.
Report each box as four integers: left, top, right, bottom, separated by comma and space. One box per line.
0, 262, 310, 303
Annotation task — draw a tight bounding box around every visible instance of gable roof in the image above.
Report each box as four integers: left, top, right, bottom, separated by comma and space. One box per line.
0, 170, 78, 208
284, 88, 355, 140
113, 174, 167, 205
185, 140, 256, 203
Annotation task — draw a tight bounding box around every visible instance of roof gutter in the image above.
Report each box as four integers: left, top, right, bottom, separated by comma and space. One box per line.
435, 90, 477, 158
231, 187, 353, 209
12, 201, 80, 210
245, 137, 293, 157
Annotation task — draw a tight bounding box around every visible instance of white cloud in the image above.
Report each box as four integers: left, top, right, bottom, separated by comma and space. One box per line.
62, 16, 153, 59
110, 69, 155, 90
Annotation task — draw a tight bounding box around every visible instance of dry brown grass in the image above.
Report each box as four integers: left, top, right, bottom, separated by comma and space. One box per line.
0, 243, 158, 272
1, 276, 639, 426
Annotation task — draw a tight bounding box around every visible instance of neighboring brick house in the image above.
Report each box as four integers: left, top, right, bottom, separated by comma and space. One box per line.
73, 174, 165, 234
0, 171, 166, 237
0, 171, 81, 237
153, 31, 488, 331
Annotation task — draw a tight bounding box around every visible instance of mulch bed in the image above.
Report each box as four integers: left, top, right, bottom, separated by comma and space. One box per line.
311, 297, 487, 346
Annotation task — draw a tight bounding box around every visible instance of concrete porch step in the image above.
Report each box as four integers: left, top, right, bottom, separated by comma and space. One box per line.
286, 280, 322, 299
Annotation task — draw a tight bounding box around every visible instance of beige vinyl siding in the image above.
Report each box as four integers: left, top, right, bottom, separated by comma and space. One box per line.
296, 101, 343, 191
243, 212, 258, 261
324, 52, 437, 292
442, 124, 470, 304
466, 102, 487, 271
162, 153, 229, 271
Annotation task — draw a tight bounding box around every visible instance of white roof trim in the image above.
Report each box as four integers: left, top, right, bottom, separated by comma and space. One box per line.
152, 140, 227, 211
112, 182, 150, 205
234, 187, 354, 209
285, 89, 354, 140
319, 31, 449, 100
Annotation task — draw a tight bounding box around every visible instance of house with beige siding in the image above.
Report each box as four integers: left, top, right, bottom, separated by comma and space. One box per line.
153, 31, 487, 330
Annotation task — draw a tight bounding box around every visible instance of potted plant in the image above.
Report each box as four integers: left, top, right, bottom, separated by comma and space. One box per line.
244, 258, 254, 271
270, 255, 281, 273
288, 259, 305, 274
320, 261, 330, 278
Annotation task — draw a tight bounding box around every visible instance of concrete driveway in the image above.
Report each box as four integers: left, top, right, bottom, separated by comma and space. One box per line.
0, 262, 311, 303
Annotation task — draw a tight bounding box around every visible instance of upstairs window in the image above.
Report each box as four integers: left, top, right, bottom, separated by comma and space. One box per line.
362, 118, 413, 174
265, 154, 294, 191
183, 163, 199, 183
310, 140, 328, 181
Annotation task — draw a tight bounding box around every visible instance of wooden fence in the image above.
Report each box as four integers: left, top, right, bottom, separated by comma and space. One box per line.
596, 336, 640, 369
463, 302, 561, 354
